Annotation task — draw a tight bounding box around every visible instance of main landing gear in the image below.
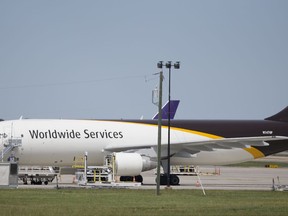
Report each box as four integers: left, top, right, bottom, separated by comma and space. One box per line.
158, 159, 180, 186
157, 174, 180, 186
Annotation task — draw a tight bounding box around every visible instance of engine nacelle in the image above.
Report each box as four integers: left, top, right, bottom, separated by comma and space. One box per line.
114, 152, 157, 176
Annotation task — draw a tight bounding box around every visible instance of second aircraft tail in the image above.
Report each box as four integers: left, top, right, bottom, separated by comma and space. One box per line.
152, 100, 180, 120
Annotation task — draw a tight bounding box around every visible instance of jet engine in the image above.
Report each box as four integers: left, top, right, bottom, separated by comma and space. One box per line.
114, 152, 157, 176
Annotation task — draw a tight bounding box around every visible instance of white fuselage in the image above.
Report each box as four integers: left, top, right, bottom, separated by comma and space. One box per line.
0, 119, 254, 167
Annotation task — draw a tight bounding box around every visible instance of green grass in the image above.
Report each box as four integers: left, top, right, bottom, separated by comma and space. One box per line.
0, 189, 288, 216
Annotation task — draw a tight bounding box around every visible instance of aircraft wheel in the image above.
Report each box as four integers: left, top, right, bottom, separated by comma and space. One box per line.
134, 175, 143, 183
23, 178, 28, 185
170, 174, 180, 185
120, 176, 133, 182
44, 181, 48, 185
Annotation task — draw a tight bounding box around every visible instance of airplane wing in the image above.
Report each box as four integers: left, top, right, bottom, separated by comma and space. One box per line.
176, 136, 288, 154
104, 135, 288, 153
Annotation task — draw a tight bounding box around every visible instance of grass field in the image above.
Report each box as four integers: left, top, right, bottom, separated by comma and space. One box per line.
0, 189, 288, 216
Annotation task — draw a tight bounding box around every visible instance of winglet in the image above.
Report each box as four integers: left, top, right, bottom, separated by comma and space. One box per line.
265, 106, 288, 122
153, 100, 180, 120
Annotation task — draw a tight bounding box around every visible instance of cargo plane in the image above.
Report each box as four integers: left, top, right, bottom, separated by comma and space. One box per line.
1, 105, 288, 185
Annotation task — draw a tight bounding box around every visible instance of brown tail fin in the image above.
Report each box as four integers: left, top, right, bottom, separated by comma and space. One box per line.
265, 106, 288, 122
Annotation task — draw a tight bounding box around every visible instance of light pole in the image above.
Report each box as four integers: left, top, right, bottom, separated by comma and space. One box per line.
152, 71, 163, 195
157, 61, 180, 187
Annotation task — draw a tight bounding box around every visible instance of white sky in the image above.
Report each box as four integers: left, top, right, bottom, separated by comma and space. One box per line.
1, 0, 287, 120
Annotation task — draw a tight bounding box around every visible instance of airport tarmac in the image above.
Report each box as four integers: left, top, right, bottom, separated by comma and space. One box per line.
142, 166, 288, 190
18, 165, 288, 191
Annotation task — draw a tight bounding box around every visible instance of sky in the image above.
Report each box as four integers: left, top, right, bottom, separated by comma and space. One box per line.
0, 0, 288, 120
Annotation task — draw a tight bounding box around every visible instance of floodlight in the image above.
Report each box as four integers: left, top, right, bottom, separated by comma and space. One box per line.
157, 61, 163, 69
174, 61, 180, 69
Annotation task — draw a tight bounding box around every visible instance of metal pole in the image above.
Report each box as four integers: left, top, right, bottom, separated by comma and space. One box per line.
167, 67, 171, 188
156, 71, 163, 195
84, 151, 88, 185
